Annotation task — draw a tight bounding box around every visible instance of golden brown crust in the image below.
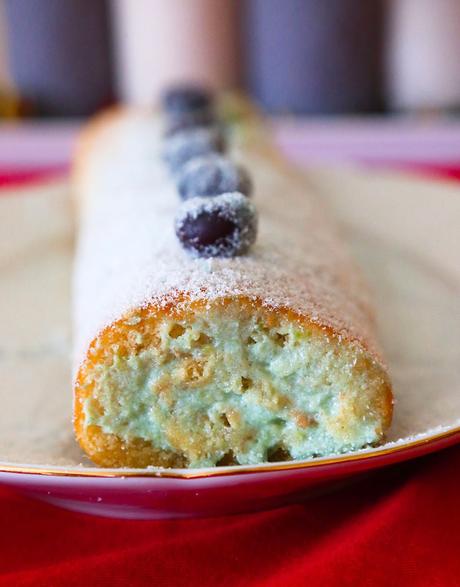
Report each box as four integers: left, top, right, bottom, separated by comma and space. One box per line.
71, 106, 127, 216
78, 425, 186, 468
73, 106, 125, 181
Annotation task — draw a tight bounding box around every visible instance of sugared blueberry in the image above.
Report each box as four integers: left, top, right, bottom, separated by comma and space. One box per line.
164, 110, 216, 136
163, 126, 226, 173
162, 85, 213, 114
175, 192, 258, 258
162, 85, 216, 135
177, 154, 253, 200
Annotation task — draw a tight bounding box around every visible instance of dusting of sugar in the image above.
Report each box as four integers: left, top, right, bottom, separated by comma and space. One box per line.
177, 191, 251, 220
162, 126, 225, 172
73, 112, 382, 375
177, 153, 252, 199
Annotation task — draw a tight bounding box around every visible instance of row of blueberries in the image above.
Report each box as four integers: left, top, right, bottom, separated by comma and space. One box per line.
160, 86, 258, 258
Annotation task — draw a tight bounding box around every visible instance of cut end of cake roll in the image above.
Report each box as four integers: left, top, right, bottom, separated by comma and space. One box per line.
74, 296, 392, 469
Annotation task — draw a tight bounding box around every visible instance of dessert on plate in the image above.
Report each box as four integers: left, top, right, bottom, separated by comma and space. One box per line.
72, 87, 393, 468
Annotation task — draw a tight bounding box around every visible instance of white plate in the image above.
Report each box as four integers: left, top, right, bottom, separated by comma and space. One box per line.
0, 168, 459, 519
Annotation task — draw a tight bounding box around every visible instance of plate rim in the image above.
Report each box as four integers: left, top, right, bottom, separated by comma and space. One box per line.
1, 424, 459, 480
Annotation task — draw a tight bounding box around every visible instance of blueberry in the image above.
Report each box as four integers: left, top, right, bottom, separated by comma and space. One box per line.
177, 154, 253, 200
175, 192, 258, 258
164, 110, 216, 136
162, 85, 216, 135
163, 126, 226, 173
162, 85, 213, 114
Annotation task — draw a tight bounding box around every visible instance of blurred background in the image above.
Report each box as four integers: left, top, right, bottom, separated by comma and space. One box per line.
0, 0, 460, 171
1, 0, 460, 117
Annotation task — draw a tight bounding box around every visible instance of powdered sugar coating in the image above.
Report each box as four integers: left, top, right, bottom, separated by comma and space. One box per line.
73, 110, 382, 373
175, 192, 258, 257
162, 126, 226, 172
177, 154, 253, 199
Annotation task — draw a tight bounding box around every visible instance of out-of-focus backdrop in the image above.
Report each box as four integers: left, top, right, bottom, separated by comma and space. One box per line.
1, 0, 460, 174
1, 0, 460, 117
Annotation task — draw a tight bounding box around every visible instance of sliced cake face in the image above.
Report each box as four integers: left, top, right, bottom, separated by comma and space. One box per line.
75, 297, 392, 468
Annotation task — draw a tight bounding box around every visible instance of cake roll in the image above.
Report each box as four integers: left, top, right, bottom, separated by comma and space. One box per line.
73, 93, 392, 468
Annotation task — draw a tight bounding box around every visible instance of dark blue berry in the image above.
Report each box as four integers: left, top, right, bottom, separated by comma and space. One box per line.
162, 85, 213, 114
162, 86, 216, 136
164, 110, 216, 136
163, 127, 226, 173
177, 154, 253, 200
175, 192, 258, 258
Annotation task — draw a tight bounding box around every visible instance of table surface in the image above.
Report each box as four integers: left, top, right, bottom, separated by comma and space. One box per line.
0, 116, 460, 168
0, 119, 459, 587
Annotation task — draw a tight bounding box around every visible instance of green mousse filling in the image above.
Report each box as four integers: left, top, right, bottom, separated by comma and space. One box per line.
83, 302, 388, 467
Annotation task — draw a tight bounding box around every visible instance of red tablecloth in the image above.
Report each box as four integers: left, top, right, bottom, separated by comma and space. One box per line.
1, 167, 459, 587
